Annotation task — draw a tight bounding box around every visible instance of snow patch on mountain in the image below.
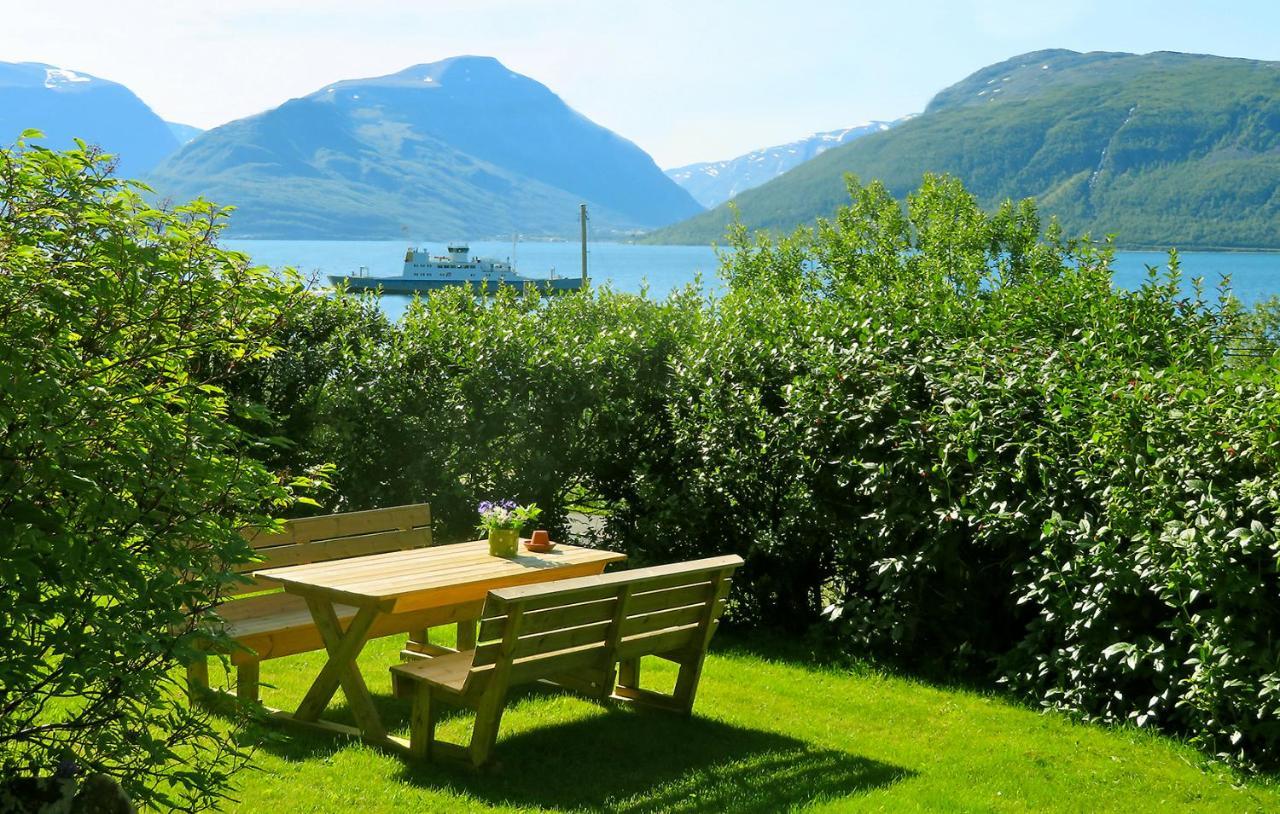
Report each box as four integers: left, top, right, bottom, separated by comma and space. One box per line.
665, 118, 911, 208
44, 67, 93, 88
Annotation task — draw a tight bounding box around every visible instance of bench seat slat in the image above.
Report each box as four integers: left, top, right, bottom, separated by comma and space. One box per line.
195, 504, 437, 668
226, 600, 484, 665
217, 592, 360, 638
392, 650, 479, 693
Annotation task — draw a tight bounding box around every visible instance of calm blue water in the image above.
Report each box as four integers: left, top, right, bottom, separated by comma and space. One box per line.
225, 240, 1280, 321
225, 239, 722, 320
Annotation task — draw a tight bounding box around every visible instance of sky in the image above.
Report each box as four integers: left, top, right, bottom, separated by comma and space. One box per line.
2, 0, 1278, 168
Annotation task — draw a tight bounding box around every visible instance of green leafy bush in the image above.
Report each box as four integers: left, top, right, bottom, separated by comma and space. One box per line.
231, 175, 1280, 769
0, 138, 308, 809
233, 283, 705, 544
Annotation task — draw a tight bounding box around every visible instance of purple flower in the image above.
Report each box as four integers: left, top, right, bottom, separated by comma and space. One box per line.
500, 499, 517, 510
477, 501, 494, 514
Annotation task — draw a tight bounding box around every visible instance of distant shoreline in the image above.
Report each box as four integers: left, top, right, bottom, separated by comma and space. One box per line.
224, 235, 1280, 254
627, 239, 1280, 254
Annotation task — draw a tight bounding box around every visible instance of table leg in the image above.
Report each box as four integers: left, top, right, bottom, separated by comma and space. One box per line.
295, 599, 387, 742
456, 619, 477, 651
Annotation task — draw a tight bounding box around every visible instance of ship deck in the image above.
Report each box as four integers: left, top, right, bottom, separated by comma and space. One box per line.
328, 276, 585, 294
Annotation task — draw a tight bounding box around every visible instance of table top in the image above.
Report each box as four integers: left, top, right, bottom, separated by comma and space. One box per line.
255, 540, 626, 613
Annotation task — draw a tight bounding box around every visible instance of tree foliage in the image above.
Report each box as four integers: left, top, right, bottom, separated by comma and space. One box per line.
0, 137, 309, 809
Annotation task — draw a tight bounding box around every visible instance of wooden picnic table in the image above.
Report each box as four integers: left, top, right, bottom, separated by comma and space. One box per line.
254, 539, 625, 750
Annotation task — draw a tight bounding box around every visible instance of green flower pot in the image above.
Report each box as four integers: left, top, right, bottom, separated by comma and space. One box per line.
488, 528, 519, 558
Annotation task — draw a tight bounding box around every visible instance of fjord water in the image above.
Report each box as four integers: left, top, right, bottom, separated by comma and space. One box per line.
226, 239, 1280, 321
225, 240, 723, 319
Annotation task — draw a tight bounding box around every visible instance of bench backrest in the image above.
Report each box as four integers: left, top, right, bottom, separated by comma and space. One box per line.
468, 555, 742, 688
228, 503, 432, 596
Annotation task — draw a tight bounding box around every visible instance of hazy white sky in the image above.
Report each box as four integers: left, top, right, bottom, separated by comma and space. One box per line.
3, 0, 1278, 167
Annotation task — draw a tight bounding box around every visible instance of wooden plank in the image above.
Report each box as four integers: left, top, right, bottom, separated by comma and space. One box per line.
258, 540, 492, 582
294, 599, 381, 723
475, 578, 709, 642
467, 604, 524, 767
512, 619, 612, 659
221, 573, 279, 597
217, 591, 350, 635
476, 615, 507, 643
507, 644, 603, 684
228, 600, 484, 664
325, 627, 384, 742
186, 657, 209, 701
670, 568, 736, 713
510, 596, 618, 637
270, 709, 365, 740
243, 504, 431, 549
472, 640, 500, 668
255, 542, 624, 605
393, 734, 471, 766
611, 686, 686, 712
237, 661, 260, 703
245, 528, 429, 571
409, 682, 434, 759
604, 585, 633, 652
262, 540, 488, 582
614, 624, 700, 661
621, 603, 709, 637
617, 658, 640, 690
403, 641, 457, 658
320, 549, 618, 595
346, 545, 616, 587
627, 582, 714, 615
389, 561, 619, 613
539, 665, 614, 697
391, 650, 478, 691
348, 550, 625, 599
491, 556, 742, 609
456, 619, 477, 651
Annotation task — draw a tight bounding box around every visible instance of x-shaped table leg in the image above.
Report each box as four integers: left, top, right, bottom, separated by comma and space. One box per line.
294, 597, 388, 742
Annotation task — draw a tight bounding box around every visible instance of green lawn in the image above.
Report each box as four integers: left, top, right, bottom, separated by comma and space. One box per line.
211, 631, 1279, 813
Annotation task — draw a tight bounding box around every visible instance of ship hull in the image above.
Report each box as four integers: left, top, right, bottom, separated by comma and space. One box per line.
328, 275, 585, 294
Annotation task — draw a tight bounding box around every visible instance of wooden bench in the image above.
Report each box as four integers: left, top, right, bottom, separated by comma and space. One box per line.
389, 554, 743, 767
188, 503, 436, 703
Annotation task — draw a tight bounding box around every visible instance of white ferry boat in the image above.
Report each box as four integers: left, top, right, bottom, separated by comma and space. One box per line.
328, 244, 584, 294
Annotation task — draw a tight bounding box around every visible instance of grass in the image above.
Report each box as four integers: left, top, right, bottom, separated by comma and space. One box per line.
209, 630, 1280, 813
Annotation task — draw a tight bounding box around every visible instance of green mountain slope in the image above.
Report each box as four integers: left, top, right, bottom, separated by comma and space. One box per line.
148, 56, 702, 239
650, 50, 1280, 249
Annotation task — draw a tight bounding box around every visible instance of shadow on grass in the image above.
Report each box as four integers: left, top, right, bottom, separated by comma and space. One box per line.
244, 685, 910, 812
397, 705, 910, 813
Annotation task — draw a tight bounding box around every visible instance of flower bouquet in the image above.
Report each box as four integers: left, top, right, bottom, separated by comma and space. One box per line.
477, 500, 542, 557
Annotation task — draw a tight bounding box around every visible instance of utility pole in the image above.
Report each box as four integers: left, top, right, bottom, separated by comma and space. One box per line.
580, 203, 589, 288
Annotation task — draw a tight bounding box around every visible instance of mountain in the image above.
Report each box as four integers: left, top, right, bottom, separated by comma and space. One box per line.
665, 121, 905, 208
649, 50, 1280, 250
0, 61, 180, 177
147, 56, 703, 239
166, 121, 203, 144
